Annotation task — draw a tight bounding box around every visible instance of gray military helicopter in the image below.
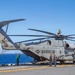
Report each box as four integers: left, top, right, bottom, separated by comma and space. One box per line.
9, 28, 75, 64
0, 19, 75, 64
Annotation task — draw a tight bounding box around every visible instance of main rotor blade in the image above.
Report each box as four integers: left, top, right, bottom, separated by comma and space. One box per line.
8, 34, 55, 38
28, 28, 57, 36
66, 39, 75, 42
66, 34, 75, 37
0, 18, 25, 27
16, 38, 47, 43
68, 37, 75, 39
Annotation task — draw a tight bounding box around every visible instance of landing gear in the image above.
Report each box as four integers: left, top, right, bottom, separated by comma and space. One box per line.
73, 61, 75, 64
60, 60, 64, 65
40, 56, 43, 61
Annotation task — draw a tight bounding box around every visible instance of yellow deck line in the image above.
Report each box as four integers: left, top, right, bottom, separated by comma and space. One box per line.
0, 65, 75, 73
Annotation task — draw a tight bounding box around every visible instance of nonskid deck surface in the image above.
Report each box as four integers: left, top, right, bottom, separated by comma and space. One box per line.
0, 63, 75, 75
0, 64, 75, 73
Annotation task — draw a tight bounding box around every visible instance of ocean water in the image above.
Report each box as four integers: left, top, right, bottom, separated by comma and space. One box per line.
0, 54, 34, 65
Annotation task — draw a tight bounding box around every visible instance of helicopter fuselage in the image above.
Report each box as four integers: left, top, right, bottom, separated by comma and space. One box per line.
15, 40, 75, 61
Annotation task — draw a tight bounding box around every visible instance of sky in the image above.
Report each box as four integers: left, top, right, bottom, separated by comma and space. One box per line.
0, 0, 75, 54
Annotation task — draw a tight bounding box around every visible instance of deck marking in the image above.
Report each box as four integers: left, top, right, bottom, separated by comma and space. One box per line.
0, 65, 75, 73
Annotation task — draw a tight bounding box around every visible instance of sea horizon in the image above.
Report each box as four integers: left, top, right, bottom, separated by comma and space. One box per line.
0, 54, 34, 65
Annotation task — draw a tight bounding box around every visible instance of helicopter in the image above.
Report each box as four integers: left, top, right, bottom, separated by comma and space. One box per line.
0, 19, 75, 64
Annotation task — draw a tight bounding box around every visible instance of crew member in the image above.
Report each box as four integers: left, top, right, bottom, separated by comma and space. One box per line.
49, 51, 52, 66
16, 54, 20, 66
49, 51, 57, 67
57, 29, 61, 35
53, 51, 57, 67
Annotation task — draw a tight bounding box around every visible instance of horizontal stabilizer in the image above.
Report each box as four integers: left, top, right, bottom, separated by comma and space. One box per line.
0, 18, 25, 27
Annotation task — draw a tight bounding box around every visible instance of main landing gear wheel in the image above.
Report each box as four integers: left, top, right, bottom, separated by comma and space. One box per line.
60, 60, 64, 65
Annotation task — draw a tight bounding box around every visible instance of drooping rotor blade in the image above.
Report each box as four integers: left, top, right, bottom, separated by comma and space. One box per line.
16, 38, 47, 43
0, 18, 25, 27
66, 39, 75, 42
28, 28, 57, 36
8, 34, 55, 38
66, 34, 75, 37
68, 37, 75, 39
